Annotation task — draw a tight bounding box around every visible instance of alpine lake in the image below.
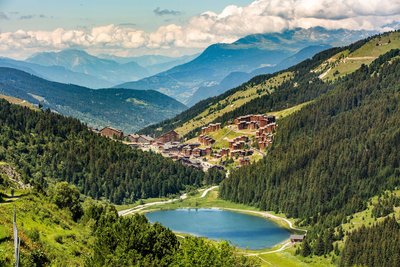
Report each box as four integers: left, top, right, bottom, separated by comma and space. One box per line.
146, 208, 290, 250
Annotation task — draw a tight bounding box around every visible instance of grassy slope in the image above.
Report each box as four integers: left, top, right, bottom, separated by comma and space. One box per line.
175, 72, 294, 136
0, 94, 37, 110
315, 31, 400, 81
0, 165, 91, 266
0, 193, 92, 266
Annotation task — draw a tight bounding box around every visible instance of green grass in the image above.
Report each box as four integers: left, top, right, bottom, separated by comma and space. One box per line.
0, 194, 93, 266
316, 31, 400, 81
115, 197, 170, 211
268, 101, 313, 119
257, 247, 335, 267
339, 189, 400, 233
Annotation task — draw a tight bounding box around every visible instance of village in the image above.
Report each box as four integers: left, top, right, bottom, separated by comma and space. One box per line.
93, 113, 277, 171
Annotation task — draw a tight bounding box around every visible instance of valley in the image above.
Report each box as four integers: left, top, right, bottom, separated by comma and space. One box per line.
0, 18, 399, 267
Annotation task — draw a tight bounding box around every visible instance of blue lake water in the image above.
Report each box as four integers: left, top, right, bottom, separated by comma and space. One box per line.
145, 208, 290, 250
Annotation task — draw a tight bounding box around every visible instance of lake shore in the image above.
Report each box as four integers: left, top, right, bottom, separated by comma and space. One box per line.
118, 186, 307, 252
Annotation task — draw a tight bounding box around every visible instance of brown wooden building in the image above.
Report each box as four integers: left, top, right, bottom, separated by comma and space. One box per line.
100, 127, 124, 139
156, 130, 180, 144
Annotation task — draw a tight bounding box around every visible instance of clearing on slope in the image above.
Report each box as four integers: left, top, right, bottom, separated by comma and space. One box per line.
0, 94, 38, 110
314, 31, 400, 81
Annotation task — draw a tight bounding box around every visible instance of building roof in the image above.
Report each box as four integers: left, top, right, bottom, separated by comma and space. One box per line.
100, 126, 123, 134
290, 234, 305, 240
140, 135, 154, 141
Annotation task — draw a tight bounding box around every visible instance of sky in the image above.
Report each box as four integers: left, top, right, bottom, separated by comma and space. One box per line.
0, 0, 399, 59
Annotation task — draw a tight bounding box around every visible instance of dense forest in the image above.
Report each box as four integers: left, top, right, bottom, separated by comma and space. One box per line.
340, 217, 400, 267
220, 50, 400, 254
0, 100, 216, 204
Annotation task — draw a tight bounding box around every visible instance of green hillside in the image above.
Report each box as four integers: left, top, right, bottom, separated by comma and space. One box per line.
0, 183, 257, 266
314, 31, 400, 80
220, 49, 400, 262
0, 102, 255, 266
0, 99, 212, 205
139, 31, 399, 139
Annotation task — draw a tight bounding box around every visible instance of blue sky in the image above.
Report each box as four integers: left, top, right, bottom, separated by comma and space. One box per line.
0, 0, 252, 31
0, 0, 398, 59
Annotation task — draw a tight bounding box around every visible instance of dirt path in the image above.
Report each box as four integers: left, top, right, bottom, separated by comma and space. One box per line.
118, 186, 218, 217
318, 67, 331, 79
200, 186, 218, 198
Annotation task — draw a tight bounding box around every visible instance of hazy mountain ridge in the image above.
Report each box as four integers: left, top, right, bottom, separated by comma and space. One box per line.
118, 27, 376, 105
100, 54, 199, 75
0, 57, 113, 88
27, 49, 150, 85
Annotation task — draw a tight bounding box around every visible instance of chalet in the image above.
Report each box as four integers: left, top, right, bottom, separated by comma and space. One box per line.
127, 134, 140, 143
137, 135, 154, 144
100, 127, 124, 139
192, 148, 203, 158
201, 123, 222, 134
183, 146, 192, 157
213, 153, 222, 158
239, 157, 251, 166
199, 135, 215, 146
156, 130, 180, 144
290, 235, 305, 243
220, 148, 230, 157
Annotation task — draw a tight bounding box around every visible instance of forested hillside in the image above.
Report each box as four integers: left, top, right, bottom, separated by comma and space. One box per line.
340, 216, 400, 267
0, 100, 213, 204
139, 31, 397, 139
220, 49, 400, 255
0, 68, 186, 133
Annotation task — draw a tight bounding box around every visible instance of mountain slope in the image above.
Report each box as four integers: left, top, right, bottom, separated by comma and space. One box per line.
186, 44, 331, 106
119, 27, 374, 105
27, 49, 150, 85
0, 57, 112, 88
219, 49, 400, 257
0, 68, 186, 132
138, 31, 397, 139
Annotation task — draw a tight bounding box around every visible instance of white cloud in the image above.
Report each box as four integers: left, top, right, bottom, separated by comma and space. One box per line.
1, 0, 399, 58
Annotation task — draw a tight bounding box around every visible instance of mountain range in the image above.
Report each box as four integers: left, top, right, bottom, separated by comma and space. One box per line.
27, 49, 150, 85
0, 57, 114, 88
0, 67, 186, 133
100, 54, 198, 75
118, 27, 376, 105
